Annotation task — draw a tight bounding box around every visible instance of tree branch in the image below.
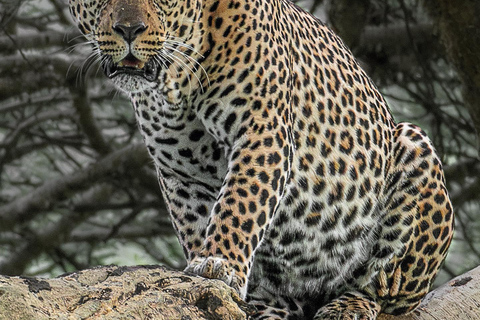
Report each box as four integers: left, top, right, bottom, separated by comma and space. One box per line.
0, 184, 115, 275
0, 143, 150, 231
0, 265, 478, 319
422, 0, 480, 149
68, 82, 113, 155
68, 223, 174, 243
0, 266, 254, 320
0, 29, 82, 53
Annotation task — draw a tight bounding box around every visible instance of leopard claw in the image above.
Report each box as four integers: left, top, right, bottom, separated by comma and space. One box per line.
185, 256, 248, 299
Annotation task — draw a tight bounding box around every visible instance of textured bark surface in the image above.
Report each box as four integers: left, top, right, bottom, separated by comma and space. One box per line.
327, 0, 370, 49
422, 0, 480, 148
0, 265, 252, 320
0, 265, 478, 319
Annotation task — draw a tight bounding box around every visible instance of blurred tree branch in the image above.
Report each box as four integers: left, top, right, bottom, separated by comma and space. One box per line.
0, 30, 82, 52
0, 265, 479, 319
422, 0, 480, 149
0, 143, 151, 232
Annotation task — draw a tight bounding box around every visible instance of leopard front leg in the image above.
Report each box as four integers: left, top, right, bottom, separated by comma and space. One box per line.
185, 125, 293, 298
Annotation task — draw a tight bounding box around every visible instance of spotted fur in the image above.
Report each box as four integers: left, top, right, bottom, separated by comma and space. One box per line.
69, 0, 454, 318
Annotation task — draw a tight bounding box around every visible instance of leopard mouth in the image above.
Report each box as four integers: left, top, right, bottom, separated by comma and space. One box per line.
103, 54, 159, 82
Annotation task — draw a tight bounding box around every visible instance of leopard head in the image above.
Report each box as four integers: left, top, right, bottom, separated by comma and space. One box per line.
69, 0, 203, 93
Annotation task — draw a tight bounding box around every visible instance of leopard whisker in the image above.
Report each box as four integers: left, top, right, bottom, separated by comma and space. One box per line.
66, 34, 95, 47
152, 54, 177, 83
162, 47, 195, 93
159, 49, 181, 78
152, 54, 169, 71
164, 36, 204, 58
164, 41, 210, 89
72, 49, 100, 85
64, 41, 91, 55
164, 44, 206, 93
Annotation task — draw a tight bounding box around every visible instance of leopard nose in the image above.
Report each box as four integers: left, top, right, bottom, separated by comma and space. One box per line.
113, 23, 147, 43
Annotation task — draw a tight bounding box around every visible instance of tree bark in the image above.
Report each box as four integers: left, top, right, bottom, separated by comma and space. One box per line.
327, 0, 370, 49
0, 265, 479, 319
0, 265, 253, 320
422, 0, 480, 149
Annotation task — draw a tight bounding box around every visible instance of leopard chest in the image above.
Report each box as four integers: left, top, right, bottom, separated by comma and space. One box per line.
131, 94, 228, 196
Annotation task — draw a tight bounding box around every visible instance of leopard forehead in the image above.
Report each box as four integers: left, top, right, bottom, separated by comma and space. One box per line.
70, 0, 187, 33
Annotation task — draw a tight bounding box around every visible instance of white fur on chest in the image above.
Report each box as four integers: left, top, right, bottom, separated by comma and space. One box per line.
132, 93, 228, 187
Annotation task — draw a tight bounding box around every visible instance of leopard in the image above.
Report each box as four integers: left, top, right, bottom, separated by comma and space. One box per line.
69, 0, 454, 319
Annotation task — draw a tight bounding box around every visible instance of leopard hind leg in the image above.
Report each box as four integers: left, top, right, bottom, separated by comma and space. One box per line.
369, 122, 454, 315
314, 123, 454, 319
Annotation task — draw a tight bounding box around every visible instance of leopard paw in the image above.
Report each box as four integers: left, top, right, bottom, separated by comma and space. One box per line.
185, 256, 248, 299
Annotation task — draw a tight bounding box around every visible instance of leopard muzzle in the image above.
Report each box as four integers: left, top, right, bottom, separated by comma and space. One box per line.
103, 54, 159, 82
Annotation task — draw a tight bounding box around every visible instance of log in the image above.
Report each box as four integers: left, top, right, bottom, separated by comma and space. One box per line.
0, 265, 252, 320
0, 265, 478, 319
